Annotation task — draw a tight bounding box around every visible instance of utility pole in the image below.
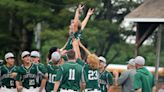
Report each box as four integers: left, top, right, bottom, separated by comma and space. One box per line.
35, 22, 42, 50
155, 24, 162, 91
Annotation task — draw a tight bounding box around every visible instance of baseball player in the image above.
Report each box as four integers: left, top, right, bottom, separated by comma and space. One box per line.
0, 59, 4, 89
98, 56, 113, 92
76, 55, 101, 92
0, 52, 17, 92
62, 4, 94, 51
47, 47, 59, 62
73, 39, 101, 92
16, 51, 47, 92
53, 50, 85, 92
46, 52, 62, 92
30, 51, 48, 92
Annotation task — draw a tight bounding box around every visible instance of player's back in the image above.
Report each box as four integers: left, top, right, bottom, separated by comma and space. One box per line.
76, 58, 101, 91
46, 62, 59, 91
84, 64, 100, 90
59, 61, 83, 91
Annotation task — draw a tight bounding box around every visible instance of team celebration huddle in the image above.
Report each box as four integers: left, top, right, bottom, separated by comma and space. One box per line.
0, 4, 155, 92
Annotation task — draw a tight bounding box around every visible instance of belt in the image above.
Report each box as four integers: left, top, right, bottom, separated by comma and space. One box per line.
2, 85, 16, 89
24, 86, 37, 89
60, 88, 78, 92
85, 88, 101, 92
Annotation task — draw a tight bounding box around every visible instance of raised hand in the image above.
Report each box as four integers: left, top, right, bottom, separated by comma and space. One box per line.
60, 50, 68, 56
78, 4, 85, 11
87, 8, 94, 16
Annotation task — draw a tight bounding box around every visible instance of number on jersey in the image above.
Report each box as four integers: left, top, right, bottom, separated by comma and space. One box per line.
68, 69, 75, 80
10, 80, 14, 86
48, 74, 56, 83
88, 70, 98, 80
29, 79, 35, 85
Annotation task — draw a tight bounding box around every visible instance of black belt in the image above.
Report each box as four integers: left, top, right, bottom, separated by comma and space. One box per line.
60, 88, 78, 91
24, 86, 37, 89
2, 85, 16, 89
85, 88, 100, 91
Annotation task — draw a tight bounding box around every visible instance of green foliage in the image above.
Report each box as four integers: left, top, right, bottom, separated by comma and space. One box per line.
40, 28, 68, 61
0, 0, 163, 67
82, 20, 120, 56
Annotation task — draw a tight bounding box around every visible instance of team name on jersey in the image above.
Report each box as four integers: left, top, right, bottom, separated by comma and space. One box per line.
1, 74, 14, 79
99, 79, 107, 84
23, 73, 37, 79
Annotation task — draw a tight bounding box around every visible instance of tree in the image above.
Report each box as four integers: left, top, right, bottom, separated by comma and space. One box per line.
0, 0, 81, 63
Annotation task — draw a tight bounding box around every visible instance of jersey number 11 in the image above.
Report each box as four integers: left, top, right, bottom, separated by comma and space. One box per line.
69, 69, 75, 80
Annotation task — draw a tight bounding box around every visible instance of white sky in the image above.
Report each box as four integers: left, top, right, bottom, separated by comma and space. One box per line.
121, 20, 154, 45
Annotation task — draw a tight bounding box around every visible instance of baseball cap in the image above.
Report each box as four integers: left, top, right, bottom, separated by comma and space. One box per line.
5, 52, 14, 60
99, 56, 106, 63
21, 51, 30, 58
126, 58, 135, 66
134, 56, 145, 65
31, 51, 40, 58
51, 52, 61, 62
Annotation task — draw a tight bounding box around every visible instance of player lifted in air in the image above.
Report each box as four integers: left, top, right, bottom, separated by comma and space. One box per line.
61, 4, 94, 51
0, 52, 17, 92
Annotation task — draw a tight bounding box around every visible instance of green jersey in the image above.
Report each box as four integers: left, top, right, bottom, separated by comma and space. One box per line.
61, 55, 68, 62
66, 31, 82, 50
55, 61, 84, 91
16, 63, 44, 89
134, 67, 155, 92
46, 62, 59, 92
76, 58, 101, 90
0, 66, 2, 87
1, 65, 17, 88
0, 64, 4, 87
37, 63, 47, 75
99, 70, 113, 92
36, 63, 47, 86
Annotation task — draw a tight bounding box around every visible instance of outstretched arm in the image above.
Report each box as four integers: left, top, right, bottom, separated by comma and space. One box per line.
73, 4, 84, 32
81, 8, 94, 30
79, 40, 91, 55
74, 4, 84, 22
72, 38, 81, 59
60, 40, 69, 51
